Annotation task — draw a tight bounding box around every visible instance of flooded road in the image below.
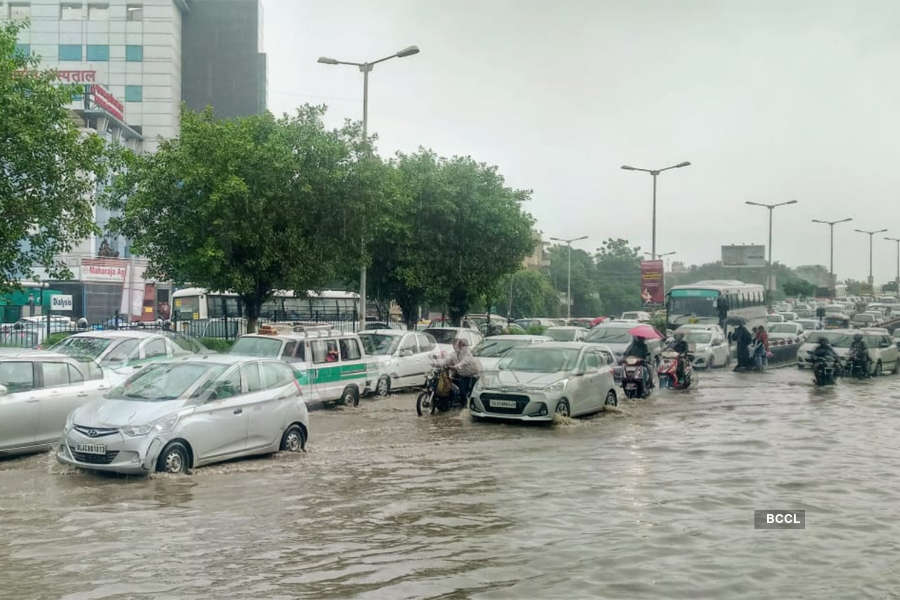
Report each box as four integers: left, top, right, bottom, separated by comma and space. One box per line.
3, 367, 900, 599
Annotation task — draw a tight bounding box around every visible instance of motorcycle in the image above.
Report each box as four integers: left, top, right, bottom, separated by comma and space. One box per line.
808, 351, 840, 386
416, 367, 472, 415
844, 350, 870, 379
621, 356, 653, 399
657, 350, 694, 390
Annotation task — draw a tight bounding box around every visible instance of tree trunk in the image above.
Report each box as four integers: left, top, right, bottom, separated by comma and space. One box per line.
243, 296, 263, 334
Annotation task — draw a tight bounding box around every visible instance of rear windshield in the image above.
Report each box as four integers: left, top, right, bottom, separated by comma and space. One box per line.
51, 336, 113, 359
585, 327, 632, 343
473, 339, 532, 358
230, 337, 283, 358
545, 328, 577, 341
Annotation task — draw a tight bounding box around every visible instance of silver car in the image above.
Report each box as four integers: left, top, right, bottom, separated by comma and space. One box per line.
57, 355, 309, 475
0, 351, 108, 456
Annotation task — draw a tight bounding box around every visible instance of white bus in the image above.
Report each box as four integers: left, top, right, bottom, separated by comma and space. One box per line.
172, 288, 359, 323
666, 280, 767, 334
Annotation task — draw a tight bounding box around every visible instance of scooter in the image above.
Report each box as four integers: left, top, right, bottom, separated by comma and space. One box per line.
808, 351, 840, 386
844, 350, 870, 379
658, 350, 694, 389
621, 356, 653, 399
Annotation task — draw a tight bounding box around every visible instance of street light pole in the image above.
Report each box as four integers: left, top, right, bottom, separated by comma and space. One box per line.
550, 235, 588, 320
854, 228, 888, 289
886, 237, 900, 294
621, 161, 691, 259
317, 45, 420, 331
745, 200, 798, 305
812, 217, 852, 298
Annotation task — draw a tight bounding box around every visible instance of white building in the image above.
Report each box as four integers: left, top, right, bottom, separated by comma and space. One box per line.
6, 0, 188, 151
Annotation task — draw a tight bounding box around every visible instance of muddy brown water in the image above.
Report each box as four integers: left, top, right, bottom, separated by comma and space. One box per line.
2, 368, 900, 599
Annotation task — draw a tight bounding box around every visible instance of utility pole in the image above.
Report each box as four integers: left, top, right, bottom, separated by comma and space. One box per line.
550, 235, 588, 320
745, 200, 798, 305
621, 161, 691, 259
854, 228, 888, 290
886, 237, 900, 294
812, 217, 852, 298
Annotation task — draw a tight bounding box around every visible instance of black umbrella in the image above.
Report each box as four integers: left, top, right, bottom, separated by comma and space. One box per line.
726, 316, 747, 326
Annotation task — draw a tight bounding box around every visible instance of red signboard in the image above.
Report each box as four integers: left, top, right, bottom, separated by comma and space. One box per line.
91, 84, 124, 121
640, 260, 665, 304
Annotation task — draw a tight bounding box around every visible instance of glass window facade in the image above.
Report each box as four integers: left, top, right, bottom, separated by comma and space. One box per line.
125, 85, 142, 102
86, 45, 109, 62
58, 44, 83, 61
125, 45, 143, 62
60, 3, 83, 20
88, 3, 108, 20
8, 3, 31, 20
126, 4, 142, 21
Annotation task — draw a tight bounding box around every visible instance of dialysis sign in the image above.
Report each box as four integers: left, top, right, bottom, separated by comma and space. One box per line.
640, 260, 665, 304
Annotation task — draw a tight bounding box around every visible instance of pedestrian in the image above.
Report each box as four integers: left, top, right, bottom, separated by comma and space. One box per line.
732, 322, 753, 371
717, 297, 729, 333
755, 325, 769, 370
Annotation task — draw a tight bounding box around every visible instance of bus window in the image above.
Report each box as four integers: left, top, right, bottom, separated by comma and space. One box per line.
174, 295, 199, 320
207, 296, 241, 318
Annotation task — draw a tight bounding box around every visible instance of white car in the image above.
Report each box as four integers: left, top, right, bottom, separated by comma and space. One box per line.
472, 335, 551, 372
766, 322, 806, 346
544, 326, 588, 342
57, 355, 309, 475
795, 319, 822, 332
585, 322, 663, 364
851, 313, 880, 328
470, 342, 619, 421
422, 327, 483, 359
778, 311, 799, 322
1, 351, 109, 456
620, 311, 651, 322
677, 329, 729, 369
766, 314, 785, 324
358, 330, 437, 396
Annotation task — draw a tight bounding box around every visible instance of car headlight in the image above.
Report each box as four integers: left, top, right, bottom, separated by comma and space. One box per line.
122, 414, 178, 437
544, 379, 568, 393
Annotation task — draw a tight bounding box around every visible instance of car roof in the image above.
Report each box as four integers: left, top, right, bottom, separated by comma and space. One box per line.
68, 330, 162, 339
170, 354, 274, 366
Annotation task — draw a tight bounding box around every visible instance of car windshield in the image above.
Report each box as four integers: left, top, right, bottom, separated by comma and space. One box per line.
474, 339, 531, 357
423, 329, 458, 344
586, 327, 632, 343
684, 331, 712, 344
50, 336, 113, 359
816, 332, 853, 347
502, 347, 581, 373
545, 328, 577, 341
230, 336, 283, 357
101, 338, 141, 364
108, 362, 223, 401
769, 324, 797, 333
359, 333, 401, 355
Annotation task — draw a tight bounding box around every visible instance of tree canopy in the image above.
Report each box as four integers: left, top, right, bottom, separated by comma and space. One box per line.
1, 22, 112, 291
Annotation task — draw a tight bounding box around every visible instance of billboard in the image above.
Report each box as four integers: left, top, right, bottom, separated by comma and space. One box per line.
640, 260, 665, 304
721, 244, 766, 267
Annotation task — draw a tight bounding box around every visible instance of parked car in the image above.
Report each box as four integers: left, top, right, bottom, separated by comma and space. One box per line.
57, 355, 308, 475
676, 328, 729, 369
472, 335, 551, 371
766, 314, 785, 324
795, 318, 822, 332
358, 330, 437, 396
823, 313, 850, 329
620, 311, 651, 322
778, 311, 799, 322
544, 326, 588, 342
851, 313, 880, 328
51, 331, 206, 378
470, 342, 619, 422
0, 351, 108, 456
230, 327, 370, 406
796, 329, 899, 374
422, 327, 484, 359
767, 322, 806, 346
585, 322, 663, 364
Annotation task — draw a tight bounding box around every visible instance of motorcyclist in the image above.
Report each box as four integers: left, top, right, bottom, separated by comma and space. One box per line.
437, 338, 482, 403
848, 333, 871, 375
624, 335, 653, 390
666, 332, 689, 383
812, 336, 839, 365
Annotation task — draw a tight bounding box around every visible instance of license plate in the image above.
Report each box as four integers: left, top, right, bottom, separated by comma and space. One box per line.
625, 383, 636, 390
75, 442, 106, 455
489, 399, 518, 409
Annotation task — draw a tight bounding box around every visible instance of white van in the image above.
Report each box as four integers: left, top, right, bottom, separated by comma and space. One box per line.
229, 325, 371, 407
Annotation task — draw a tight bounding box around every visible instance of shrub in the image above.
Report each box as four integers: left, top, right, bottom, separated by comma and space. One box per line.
199, 337, 234, 353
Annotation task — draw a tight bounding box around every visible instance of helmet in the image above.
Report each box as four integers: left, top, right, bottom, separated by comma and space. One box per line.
853, 333, 863, 342
818, 337, 829, 346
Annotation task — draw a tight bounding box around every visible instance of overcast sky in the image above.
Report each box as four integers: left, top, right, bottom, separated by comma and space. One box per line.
263, 0, 900, 283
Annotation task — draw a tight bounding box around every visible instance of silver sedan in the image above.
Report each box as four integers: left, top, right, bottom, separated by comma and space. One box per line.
57, 355, 309, 475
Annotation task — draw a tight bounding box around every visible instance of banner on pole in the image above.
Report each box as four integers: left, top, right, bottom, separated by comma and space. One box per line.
640, 260, 665, 304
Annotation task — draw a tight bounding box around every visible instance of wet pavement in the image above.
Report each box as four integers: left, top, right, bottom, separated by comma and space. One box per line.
2, 367, 900, 599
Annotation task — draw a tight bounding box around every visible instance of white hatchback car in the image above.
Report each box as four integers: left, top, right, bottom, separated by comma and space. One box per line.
57, 355, 309, 475
677, 328, 729, 368
470, 342, 619, 422
358, 330, 437, 396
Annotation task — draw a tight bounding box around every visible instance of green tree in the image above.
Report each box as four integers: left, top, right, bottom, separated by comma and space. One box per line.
547, 245, 602, 317
106, 106, 382, 332
1, 22, 112, 290
594, 238, 642, 317
498, 269, 559, 318
782, 278, 816, 297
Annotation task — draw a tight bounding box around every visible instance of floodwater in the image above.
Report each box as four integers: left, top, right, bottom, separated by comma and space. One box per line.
2, 367, 900, 599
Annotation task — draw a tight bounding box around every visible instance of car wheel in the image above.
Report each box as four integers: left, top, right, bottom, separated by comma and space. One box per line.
156, 441, 190, 474
375, 376, 391, 397
280, 424, 306, 452
604, 390, 618, 407
555, 399, 571, 418
341, 386, 360, 407
874, 361, 883, 377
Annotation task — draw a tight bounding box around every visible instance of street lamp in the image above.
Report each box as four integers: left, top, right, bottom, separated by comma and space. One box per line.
317, 45, 420, 330
811, 217, 852, 298
854, 228, 888, 288
620, 161, 691, 260
745, 200, 798, 304
886, 237, 900, 294
550, 235, 588, 320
